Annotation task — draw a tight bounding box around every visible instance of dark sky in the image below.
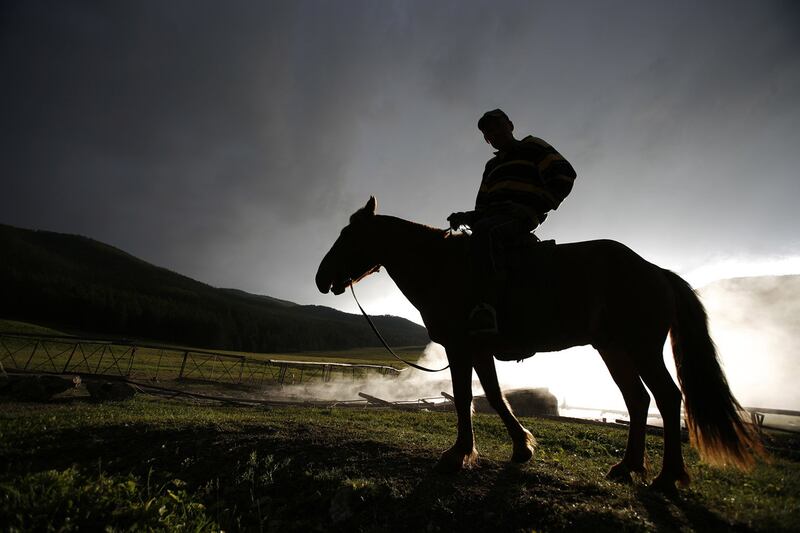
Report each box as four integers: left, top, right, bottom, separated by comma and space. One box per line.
3, 1, 799, 322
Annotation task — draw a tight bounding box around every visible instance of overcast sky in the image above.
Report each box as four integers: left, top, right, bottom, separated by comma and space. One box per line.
3, 1, 799, 323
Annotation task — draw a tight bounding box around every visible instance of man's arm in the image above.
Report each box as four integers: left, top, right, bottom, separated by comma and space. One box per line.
527, 137, 576, 211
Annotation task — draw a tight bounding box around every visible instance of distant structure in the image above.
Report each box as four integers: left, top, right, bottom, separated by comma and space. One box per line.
474, 388, 559, 417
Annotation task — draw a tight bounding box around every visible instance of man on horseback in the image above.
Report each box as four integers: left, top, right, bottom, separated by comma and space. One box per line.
447, 109, 577, 335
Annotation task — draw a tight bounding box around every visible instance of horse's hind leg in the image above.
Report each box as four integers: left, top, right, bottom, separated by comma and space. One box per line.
599, 348, 650, 482
638, 350, 691, 490
473, 353, 535, 463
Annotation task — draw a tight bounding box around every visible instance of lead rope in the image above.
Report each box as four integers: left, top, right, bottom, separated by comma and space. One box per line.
350, 284, 449, 373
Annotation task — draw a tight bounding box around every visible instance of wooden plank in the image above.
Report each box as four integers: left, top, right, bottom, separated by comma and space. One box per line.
358, 392, 395, 407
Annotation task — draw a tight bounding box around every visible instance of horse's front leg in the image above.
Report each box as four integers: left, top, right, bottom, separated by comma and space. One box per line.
436, 352, 478, 472
473, 353, 535, 463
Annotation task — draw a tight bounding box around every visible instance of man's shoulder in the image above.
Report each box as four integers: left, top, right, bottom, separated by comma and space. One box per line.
484, 152, 502, 168
519, 135, 552, 150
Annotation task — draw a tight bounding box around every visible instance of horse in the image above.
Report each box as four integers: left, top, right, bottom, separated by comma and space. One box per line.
315, 197, 764, 490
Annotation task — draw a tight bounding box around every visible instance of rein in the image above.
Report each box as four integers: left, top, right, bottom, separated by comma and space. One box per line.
350, 284, 449, 373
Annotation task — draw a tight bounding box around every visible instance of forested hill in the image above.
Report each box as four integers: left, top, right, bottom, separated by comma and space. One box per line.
0, 224, 429, 352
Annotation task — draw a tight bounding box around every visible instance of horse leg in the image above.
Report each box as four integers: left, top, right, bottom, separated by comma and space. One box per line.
598, 348, 650, 482
436, 352, 478, 472
473, 353, 535, 463
638, 351, 691, 490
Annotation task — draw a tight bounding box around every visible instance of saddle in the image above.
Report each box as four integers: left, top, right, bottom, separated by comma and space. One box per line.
489, 235, 557, 361
496, 233, 556, 274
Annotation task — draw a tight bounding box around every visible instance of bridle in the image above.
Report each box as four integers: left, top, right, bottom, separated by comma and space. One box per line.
350, 283, 449, 373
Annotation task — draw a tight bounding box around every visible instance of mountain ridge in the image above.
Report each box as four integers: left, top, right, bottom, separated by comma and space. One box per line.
0, 223, 429, 352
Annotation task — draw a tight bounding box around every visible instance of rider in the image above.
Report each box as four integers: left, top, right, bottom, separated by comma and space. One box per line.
447, 109, 577, 335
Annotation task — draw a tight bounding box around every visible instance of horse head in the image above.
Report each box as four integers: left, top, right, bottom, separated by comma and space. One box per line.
316, 196, 382, 295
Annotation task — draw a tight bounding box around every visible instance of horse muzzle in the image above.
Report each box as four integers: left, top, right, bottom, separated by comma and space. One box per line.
315, 269, 332, 294
331, 281, 349, 295
315, 274, 348, 296
315, 260, 349, 295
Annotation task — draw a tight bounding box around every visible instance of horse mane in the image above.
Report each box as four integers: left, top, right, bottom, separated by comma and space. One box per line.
376, 215, 451, 240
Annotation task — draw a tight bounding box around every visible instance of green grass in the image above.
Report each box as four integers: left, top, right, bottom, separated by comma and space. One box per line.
2, 468, 215, 532
1, 397, 798, 532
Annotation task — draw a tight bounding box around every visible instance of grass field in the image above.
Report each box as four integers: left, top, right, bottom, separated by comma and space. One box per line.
1, 396, 798, 532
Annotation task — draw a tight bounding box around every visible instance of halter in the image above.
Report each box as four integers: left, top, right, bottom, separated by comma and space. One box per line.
350, 284, 449, 373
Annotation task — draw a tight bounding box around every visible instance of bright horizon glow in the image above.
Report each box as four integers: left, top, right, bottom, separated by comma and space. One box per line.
685, 255, 800, 288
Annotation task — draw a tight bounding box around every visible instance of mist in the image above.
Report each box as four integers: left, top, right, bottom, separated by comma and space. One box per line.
700, 275, 800, 410
270, 343, 454, 403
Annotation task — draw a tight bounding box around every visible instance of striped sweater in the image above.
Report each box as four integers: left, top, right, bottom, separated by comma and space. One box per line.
475, 135, 576, 224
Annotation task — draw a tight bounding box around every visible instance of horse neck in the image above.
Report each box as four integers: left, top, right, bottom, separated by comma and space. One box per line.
373, 215, 448, 305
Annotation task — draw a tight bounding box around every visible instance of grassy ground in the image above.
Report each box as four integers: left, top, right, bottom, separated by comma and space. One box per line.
1, 396, 798, 532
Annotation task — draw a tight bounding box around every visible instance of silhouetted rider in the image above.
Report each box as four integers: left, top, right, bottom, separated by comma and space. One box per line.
448, 109, 577, 335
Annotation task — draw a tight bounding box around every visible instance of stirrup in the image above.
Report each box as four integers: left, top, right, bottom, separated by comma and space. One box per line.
467, 303, 498, 335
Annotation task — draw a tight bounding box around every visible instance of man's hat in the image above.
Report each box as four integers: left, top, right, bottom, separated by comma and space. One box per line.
478, 108, 511, 130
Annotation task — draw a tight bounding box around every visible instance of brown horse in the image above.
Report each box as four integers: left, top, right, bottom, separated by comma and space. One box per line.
315, 197, 764, 490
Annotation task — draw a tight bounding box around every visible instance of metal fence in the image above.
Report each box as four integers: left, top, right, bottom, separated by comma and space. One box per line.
0, 333, 402, 386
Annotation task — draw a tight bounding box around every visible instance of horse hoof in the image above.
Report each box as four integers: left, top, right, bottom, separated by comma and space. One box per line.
511, 445, 534, 463
606, 465, 634, 484
511, 431, 536, 463
650, 468, 690, 492
435, 448, 478, 473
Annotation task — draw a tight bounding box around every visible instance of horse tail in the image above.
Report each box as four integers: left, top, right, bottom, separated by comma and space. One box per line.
662, 269, 765, 470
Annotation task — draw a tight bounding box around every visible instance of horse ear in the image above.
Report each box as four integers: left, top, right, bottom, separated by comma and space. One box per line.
365, 196, 377, 215
350, 196, 378, 225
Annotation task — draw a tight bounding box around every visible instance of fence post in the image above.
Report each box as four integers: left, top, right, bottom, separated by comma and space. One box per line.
62, 342, 79, 373
179, 351, 189, 380
24, 340, 40, 371
238, 358, 245, 384
0, 336, 15, 369
154, 349, 164, 381
94, 345, 108, 374
127, 346, 137, 376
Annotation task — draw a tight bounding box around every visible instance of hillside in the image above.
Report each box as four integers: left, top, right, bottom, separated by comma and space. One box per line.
0, 224, 429, 352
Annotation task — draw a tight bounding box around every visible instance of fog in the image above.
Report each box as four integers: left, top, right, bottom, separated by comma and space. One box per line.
700, 275, 800, 411
271, 343, 454, 403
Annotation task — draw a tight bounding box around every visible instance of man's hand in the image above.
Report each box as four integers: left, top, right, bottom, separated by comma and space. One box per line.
447, 211, 474, 230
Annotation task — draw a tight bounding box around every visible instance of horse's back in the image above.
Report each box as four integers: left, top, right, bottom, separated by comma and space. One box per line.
554, 238, 643, 263
501, 237, 673, 351
510, 238, 653, 287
